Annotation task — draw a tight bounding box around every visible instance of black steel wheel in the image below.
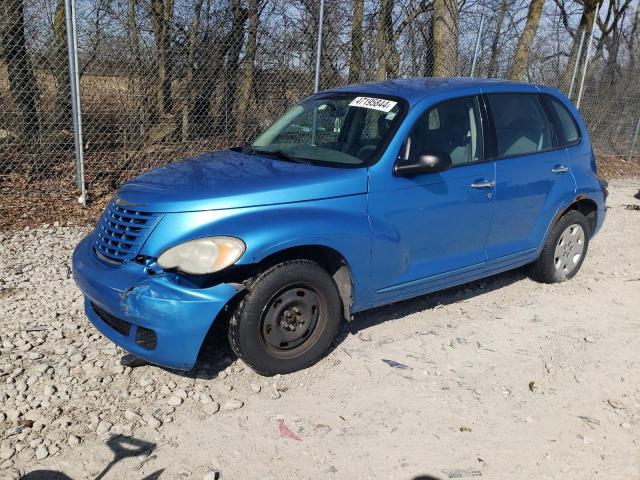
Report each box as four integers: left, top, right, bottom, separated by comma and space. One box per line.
261, 283, 324, 357
228, 260, 342, 375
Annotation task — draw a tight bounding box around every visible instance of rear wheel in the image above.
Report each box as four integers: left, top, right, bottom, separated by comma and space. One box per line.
530, 210, 590, 283
228, 260, 342, 375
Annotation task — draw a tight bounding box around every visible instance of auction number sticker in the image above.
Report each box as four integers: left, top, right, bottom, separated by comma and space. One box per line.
349, 96, 397, 112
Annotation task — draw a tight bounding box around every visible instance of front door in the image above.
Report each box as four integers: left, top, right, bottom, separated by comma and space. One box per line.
369, 95, 495, 303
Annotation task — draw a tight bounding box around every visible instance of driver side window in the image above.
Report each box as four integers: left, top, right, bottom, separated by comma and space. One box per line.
404, 96, 483, 167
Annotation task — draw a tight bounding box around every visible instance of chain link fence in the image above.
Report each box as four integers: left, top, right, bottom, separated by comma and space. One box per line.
1, 0, 639, 216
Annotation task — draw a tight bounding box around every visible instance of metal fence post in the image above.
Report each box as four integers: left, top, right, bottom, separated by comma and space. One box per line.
576, 2, 598, 109
313, 0, 325, 93
470, 9, 484, 78
629, 115, 640, 163
567, 30, 585, 99
65, 0, 87, 206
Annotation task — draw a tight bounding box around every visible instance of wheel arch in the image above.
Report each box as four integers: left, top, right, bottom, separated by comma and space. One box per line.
556, 196, 598, 236
195, 243, 356, 368
250, 244, 355, 321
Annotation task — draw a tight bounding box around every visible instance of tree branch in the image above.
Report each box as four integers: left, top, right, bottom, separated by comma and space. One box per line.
393, 0, 433, 43
553, 0, 573, 38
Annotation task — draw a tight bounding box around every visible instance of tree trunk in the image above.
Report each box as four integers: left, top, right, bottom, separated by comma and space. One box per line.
1, 0, 40, 144
235, 0, 259, 140
52, 0, 71, 131
628, 4, 639, 72
423, 18, 435, 77
375, 0, 394, 80
487, 0, 508, 77
127, 0, 148, 139
150, 0, 175, 116
561, 0, 599, 91
181, 0, 205, 142
433, 0, 459, 77
348, 0, 364, 83
509, 0, 545, 81
223, 0, 247, 134
603, 19, 622, 84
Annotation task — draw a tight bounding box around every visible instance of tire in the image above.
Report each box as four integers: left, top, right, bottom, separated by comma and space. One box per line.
530, 210, 590, 284
228, 260, 342, 376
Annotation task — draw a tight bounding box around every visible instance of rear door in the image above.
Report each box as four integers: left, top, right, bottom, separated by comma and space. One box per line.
482, 91, 576, 270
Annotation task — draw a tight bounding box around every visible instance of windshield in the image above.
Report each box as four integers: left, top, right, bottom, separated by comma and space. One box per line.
250, 93, 404, 166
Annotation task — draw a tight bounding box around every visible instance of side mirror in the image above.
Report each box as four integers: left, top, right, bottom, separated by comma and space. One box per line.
394, 150, 452, 177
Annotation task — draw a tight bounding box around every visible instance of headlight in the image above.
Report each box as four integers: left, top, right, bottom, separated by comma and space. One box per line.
157, 237, 245, 275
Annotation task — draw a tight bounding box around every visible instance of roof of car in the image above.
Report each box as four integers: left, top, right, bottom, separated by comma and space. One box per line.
325, 77, 539, 106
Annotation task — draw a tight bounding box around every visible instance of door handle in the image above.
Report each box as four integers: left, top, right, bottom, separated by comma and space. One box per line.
552, 165, 569, 174
470, 179, 495, 189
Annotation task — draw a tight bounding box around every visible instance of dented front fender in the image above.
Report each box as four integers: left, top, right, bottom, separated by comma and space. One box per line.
72, 233, 239, 370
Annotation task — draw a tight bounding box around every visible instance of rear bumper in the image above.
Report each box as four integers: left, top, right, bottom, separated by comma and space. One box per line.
593, 202, 607, 237
592, 179, 608, 237
72, 233, 238, 370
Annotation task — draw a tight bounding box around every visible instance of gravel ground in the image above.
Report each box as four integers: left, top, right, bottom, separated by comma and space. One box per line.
1, 178, 639, 480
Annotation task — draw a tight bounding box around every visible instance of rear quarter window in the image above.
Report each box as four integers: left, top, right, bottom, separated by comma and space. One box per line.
543, 95, 581, 147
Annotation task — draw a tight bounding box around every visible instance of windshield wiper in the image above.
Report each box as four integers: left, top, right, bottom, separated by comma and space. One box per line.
228, 143, 254, 154
248, 147, 311, 165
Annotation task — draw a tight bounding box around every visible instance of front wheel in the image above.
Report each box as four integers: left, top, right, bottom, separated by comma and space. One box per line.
530, 210, 590, 284
228, 260, 342, 375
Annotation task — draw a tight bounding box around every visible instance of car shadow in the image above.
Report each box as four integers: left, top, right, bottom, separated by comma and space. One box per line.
148, 267, 528, 379
21, 435, 163, 480
338, 267, 528, 341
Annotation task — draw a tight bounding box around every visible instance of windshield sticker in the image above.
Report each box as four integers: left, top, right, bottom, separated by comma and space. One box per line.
349, 97, 398, 113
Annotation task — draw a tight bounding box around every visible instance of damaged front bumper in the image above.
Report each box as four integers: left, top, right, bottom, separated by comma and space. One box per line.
72, 234, 239, 370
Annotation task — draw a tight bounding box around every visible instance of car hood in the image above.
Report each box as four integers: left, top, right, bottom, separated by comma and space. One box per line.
116, 150, 368, 213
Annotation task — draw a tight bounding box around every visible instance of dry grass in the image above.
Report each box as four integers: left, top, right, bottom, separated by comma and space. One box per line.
596, 154, 640, 179
1, 153, 638, 233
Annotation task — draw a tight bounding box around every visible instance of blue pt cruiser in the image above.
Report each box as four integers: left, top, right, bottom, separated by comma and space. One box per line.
73, 78, 607, 376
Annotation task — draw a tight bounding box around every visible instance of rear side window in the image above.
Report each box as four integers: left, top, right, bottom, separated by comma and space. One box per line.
487, 93, 552, 158
544, 95, 580, 146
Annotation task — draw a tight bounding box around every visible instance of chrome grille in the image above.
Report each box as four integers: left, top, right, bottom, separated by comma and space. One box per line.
93, 201, 162, 262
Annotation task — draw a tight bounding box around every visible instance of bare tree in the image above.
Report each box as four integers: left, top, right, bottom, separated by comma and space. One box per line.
376, 0, 432, 80
127, 0, 150, 140
509, 0, 545, 80
594, 0, 633, 59
150, 0, 176, 116
3, 0, 640, 198
627, 2, 639, 70
235, 0, 261, 140
1, 0, 40, 144
433, 0, 458, 76
555, 0, 599, 89
375, 0, 395, 79
127, 0, 142, 69
52, 0, 71, 130
348, 0, 365, 83
181, 0, 205, 141
487, 0, 509, 77
224, 0, 248, 130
